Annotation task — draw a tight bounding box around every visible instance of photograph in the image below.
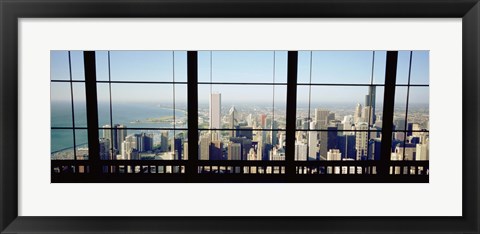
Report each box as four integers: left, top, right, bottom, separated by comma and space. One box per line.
51, 50, 429, 183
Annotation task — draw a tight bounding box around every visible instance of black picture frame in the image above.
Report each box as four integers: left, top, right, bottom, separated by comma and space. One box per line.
1, 0, 478, 233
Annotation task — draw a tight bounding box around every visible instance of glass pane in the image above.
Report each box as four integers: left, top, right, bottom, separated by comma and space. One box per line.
97, 83, 111, 127
100, 129, 182, 160
274, 51, 288, 83
211, 51, 277, 83
95, 51, 109, 81
309, 86, 374, 130
372, 86, 384, 129
198, 84, 285, 130
296, 85, 311, 123
70, 51, 85, 80
297, 51, 312, 84
51, 129, 74, 159
75, 129, 89, 160
410, 51, 429, 85
173, 130, 188, 160
311, 51, 374, 84
407, 87, 429, 131
198, 51, 211, 83
396, 51, 412, 85
174, 51, 187, 82
198, 130, 285, 161
51, 51, 70, 80
51, 82, 72, 127
174, 84, 188, 129
110, 83, 174, 128
109, 51, 174, 82
72, 83, 87, 127
294, 131, 316, 161
393, 86, 408, 131
373, 51, 387, 84
273, 85, 287, 129
391, 131, 429, 161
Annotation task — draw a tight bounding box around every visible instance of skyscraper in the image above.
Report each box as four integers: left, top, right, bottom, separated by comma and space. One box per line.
228, 143, 242, 160
295, 143, 308, 161
102, 124, 127, 155
314, 108, 330, 129
365, 86, 376, 124
229, 106, 238, 137
355, 122, 368, 160
199, 133, 211, 160
354, 103, 363, 124
209, 92, 221, 129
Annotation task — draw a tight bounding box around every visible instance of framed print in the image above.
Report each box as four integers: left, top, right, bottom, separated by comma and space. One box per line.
1, 0, 479, 233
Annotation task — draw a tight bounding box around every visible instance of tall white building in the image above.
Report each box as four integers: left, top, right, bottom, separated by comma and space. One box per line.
416, 143, 429, 160
355, 122, 368, 160
354, 103, 363, 124
295, 143, 308, 161
209, 92, 221, 129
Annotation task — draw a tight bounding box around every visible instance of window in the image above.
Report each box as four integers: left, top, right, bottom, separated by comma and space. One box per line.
51, 50, 429, 182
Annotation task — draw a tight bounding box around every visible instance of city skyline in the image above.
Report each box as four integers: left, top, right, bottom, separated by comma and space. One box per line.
50, 50, 429, 181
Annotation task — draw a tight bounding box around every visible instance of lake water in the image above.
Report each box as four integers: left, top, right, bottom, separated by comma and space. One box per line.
51, 101, 187, 153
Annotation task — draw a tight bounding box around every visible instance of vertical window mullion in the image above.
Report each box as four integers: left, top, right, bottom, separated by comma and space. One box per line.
187, 51, 199, 178
68, 51, 77, 161
403, 51, 413, 161
285, 51, 298, 177
379, 51, 398, 176
83, 51, 101, 176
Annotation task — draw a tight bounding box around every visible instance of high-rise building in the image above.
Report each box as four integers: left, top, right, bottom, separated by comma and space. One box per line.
365, 86, 376, 124
199, 133, 211, 160
228, 142, 242, 160
314, 108, 330, 129
355, 122, 368, 160
99, 138, 111, 160
209, 92, 221, 129
134, 133, 153, 152
307, 124, 318, 159
173, 138, 183, 160
160, 131, 169, 152
210, 140, 223, 160
295, 143, 308, 161
102, 124, 127, 155
229, 106, 238, 137
354, 103, 363, 124
338, 134, 356, 160
183, 141, 189, 160
416, 143, 429, 160
318, 126, 338, 160
121, 134, 137, 160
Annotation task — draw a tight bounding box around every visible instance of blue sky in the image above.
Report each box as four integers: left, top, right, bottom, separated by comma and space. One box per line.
51, 50, 429, 105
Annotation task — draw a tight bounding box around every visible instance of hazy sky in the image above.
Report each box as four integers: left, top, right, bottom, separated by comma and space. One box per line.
51, 50, 429, 105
